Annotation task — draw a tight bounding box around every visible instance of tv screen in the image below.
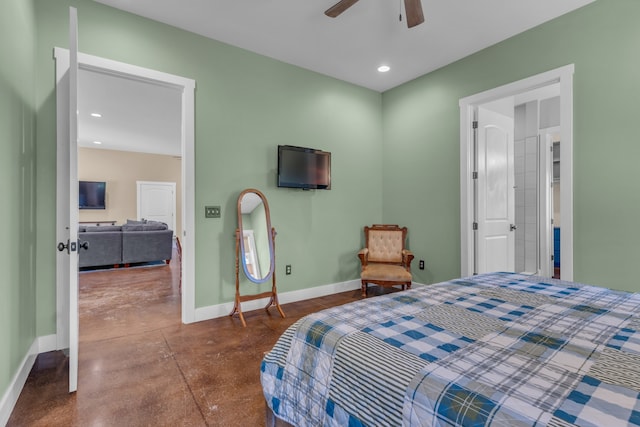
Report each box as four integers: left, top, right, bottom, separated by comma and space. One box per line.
278, 145, 331, 190
79, 181, 106, 209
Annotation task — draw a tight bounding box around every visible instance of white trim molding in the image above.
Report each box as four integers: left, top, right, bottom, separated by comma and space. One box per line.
195, 280, 361, 322
38, 334, 58, 353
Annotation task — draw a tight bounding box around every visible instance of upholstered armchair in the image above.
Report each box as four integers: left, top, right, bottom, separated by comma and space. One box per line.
358, 224, 414, 297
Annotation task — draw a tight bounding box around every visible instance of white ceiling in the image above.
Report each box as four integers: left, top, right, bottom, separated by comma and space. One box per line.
95, 0, 595, 92
81, 0, 595, 156
78, 68, 183, 156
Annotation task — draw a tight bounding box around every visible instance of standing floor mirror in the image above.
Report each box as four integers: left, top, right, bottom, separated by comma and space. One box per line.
230, 188, 285, 327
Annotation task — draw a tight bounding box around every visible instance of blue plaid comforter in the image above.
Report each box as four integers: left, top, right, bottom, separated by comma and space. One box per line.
261, 272, 640, 426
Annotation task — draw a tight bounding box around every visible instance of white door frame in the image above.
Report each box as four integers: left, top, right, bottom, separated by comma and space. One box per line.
459, 64, 574, 280
137, 180, 177, 234
55, 49, 197, 337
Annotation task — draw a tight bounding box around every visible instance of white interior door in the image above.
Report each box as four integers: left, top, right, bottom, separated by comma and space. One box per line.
476, 106, 515, 274
67, 6, 79, 394
137, 181, 176, 233
54, 7, 79, 393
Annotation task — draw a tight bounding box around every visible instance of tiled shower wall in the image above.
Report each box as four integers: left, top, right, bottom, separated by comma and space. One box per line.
514, 101, 538, 273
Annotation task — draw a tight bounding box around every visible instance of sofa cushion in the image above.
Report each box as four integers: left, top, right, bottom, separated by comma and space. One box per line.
361, 263, 412, 282
126, 219, 146, 225
84, 225, 122, 232
122, 224, 144, 231
122, 221, 168, 231
142, 222, 168, 231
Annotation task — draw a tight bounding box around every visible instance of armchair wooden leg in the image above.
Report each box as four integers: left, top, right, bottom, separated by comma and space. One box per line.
361, 281, 367, 298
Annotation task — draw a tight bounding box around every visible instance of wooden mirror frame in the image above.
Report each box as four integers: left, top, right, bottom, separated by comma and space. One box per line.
230, 189, 285, 327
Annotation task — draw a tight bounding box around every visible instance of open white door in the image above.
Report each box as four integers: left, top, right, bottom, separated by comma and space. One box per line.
476, 106, 515, 274
55, 7, 79, 393
68, 6, 80, 394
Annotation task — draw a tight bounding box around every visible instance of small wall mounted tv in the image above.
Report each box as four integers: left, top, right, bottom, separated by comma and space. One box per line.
79, 181, 106, 209
277, 145, 331, 190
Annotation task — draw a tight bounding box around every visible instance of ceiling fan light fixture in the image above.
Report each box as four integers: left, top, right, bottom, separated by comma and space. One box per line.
325, 0, 424, 28
377, 65, 391, 73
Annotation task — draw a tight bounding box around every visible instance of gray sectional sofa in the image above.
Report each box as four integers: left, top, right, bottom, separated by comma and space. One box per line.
78, 220, 173, 268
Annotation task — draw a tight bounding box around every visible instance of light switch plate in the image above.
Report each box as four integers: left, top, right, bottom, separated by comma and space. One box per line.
205, 205, 221, 218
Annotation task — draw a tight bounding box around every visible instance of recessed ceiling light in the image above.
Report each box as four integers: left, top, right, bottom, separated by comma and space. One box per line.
377, 65, 391, 73
93, 141, 102, 145
90, 113, 102, 118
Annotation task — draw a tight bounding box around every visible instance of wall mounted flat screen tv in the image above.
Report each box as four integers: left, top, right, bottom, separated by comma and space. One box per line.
278, 145, 331, 190
79, 181, 106, 209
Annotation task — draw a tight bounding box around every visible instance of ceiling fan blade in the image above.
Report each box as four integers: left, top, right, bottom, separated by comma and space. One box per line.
404, 0, 425, 28
325, 0, 360, 18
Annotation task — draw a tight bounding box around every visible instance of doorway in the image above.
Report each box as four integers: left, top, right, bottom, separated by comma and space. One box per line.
55, 49, 196, 364
459, 65, 574, 280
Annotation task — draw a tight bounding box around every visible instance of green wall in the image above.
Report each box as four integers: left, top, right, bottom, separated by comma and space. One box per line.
0, 0, 37, 399
29, 0, 640, 340
33, 0, 383, 335
383, 0, 640, 292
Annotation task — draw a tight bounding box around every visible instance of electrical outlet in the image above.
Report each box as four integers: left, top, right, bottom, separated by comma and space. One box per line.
285, 265, 291, 275
205, 205, 221, 218
419, 260, 425, 270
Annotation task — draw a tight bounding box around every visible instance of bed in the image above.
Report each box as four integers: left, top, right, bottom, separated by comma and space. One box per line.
260, 272, 640, 426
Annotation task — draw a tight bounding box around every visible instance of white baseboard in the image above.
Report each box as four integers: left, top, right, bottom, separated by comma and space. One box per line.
38, 334, 58, 353
0, 334, 58, 426
194, 279, 361, 323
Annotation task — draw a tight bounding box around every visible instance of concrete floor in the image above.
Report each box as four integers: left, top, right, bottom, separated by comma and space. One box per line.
8, 251, 373, 426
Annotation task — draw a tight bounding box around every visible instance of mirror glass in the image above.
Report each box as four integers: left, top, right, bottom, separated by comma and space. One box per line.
237, 189, 274, 283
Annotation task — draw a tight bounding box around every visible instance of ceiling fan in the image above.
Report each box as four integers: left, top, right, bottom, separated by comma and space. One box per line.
325, 0, 425, 28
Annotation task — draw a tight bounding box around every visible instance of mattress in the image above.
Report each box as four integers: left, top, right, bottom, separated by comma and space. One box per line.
261, 272, 640, 426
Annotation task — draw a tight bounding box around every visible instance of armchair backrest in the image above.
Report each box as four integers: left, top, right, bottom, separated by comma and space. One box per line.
364, 224, 407, 264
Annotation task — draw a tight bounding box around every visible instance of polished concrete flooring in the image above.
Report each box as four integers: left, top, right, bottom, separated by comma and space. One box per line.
7, 251, 382, 426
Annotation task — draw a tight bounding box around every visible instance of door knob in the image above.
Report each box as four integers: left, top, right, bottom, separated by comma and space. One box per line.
510, 224, 518, 231
79, 240, 89, 251
57, 240, 70, 254
57, 239, 78, 253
